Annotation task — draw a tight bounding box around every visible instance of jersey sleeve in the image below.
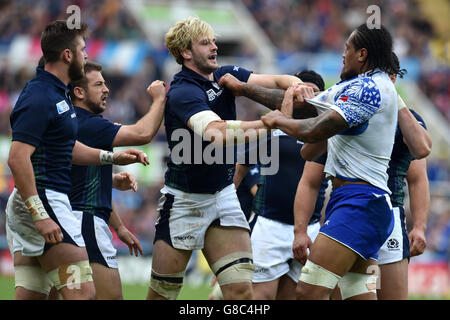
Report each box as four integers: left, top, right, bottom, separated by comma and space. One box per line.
10, 92, 52, 147
216, 65, 253, 83
409, 109, 427, 130
77, 116, 121, 149
242, 166, 260, 189
330, 78, 381, 127
169, 82, 212, 124
313, 152, 327, 166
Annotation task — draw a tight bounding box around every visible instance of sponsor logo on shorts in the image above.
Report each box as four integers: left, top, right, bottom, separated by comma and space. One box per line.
174, 235, 195, 241
107, 256, 116, 260
386, 238, 400, 250
73, 233, 83, 239
254, 267, 268, 273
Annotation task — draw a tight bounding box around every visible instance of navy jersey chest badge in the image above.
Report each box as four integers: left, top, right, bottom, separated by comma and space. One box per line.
56, 100, 70, 114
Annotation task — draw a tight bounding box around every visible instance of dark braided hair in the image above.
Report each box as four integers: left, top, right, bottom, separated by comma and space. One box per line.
351, 23, 399, 75
389, 52, 407, 78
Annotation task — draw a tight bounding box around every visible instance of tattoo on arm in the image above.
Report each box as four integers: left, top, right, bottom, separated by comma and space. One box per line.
241, 83, 284, 110
295, 110, 349, 143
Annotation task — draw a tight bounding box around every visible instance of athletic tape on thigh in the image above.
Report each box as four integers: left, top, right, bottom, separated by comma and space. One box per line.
47, 260, 93, 290
338, 272, 378, 300
299, 260, 341, 289
150, 269, 185, 300
14, 265, 53, 295
211, 251, 255, 286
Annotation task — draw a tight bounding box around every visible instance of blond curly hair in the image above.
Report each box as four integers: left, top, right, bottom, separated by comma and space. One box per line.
165, 17, 215, 65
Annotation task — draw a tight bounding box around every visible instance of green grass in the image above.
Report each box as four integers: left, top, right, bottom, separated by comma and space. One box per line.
0, 274, 212, 300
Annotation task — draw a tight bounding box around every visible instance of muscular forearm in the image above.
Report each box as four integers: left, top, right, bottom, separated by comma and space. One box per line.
72, 141, 102, 165
108, 202, 123, 231
294, 182, 318, 234
8, 155, 38, 200
205, 119, 268, 145
241, 83, 285, 110
274, 110, 347, 143
398, 108, 432, 159
407, 160, 430, 231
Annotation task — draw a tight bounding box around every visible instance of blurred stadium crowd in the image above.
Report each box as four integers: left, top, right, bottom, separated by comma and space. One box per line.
0, 0, 448, 273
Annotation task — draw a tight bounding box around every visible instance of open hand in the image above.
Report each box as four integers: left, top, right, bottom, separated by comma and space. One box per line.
113, 148, 149, 166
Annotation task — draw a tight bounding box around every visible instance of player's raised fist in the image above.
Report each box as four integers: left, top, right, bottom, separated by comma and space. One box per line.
218, 73, 244, 96
147, 80, 167, 102
261, 110, 287, 129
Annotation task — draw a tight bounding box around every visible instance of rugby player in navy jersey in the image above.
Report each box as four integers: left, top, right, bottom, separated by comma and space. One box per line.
6, 20, 148, 300
69, 60, 166, 299
227, 71, 327, 300
146, 17, 315, 300
377, 53, 431, 299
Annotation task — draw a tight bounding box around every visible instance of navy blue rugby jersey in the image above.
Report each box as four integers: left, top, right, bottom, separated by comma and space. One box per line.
164, 65, 252, 193
236, 165, 260, 221
252, 130, 328, 225
387, 109, 427, 208
10, 67, 78, 194
69, 106, 121, 222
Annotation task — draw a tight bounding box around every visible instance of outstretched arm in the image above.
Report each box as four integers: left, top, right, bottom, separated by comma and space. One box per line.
218, 73, 316, 114
261, 108, 348, 143
72, 141, 149, 166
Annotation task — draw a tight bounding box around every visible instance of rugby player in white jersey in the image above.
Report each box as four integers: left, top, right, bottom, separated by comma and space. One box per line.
236, 23, 399, 300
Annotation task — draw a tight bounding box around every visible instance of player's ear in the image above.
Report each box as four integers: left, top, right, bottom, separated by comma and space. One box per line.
73, 86, 85, 100
181, 49, 192, 61
358, 48, 368, 63
61, 48, 72, 64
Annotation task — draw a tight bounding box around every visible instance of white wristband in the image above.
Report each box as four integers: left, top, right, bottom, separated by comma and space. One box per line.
100, 150, 114, 165
25, 195, 50, 222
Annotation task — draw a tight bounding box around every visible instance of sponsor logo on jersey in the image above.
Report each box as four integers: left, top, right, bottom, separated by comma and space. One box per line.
206, 88, 224, 102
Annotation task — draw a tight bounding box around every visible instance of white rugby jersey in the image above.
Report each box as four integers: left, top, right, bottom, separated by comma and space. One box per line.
309, 69, 398, 193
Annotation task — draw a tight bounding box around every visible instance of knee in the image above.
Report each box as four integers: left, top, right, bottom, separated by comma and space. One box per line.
223, 282, 253, 300
295, 282, 309, 300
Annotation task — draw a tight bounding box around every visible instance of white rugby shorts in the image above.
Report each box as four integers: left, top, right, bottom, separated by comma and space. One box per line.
74, 211, 118, 269
154, 184, 250, 250
6, 188, 85, 257
378, 207, 409, 265
251, 215, 321, 283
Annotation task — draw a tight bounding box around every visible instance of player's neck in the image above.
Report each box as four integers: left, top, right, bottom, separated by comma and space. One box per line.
44, 62, 71, 86
184, 62, 214, 81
